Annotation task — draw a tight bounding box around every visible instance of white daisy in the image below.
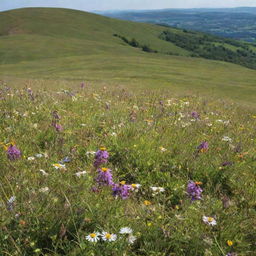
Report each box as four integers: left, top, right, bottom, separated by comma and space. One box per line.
128, 235, 137, 244
85, 232, 100, 243
203, 216, 217, 226
75, 171, 87, 177
35, 153, 44, 158
101, 232, 117, 242
119, 227, 133, 234
150, 187, 165, 195
27, 156, 35, 161
131, 184, 141, 191
85, 151, 96, 156
52, 163, 66, 170
222, 136, 232, 142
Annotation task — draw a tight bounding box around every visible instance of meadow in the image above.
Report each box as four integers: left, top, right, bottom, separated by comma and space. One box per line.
1, 7, 256, 256
0, 80, 255, 255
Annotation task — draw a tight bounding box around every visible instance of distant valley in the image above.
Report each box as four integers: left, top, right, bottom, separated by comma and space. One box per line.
99, 7, 256, 43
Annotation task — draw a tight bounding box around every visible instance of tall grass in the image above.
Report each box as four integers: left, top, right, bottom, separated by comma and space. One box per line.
0, 81, 255, 255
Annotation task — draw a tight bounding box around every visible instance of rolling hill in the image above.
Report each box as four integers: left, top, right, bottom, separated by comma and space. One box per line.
1, 8, 256, 105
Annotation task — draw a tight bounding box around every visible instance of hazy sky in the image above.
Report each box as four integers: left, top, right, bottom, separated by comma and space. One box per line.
1, 0, 256, 12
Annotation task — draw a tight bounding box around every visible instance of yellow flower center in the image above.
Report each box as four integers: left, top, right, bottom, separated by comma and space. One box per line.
144, 200, 151, 206
100, 147, 106, 151
207, 217, 214, 222
105, 233, 112, 239
90, 233, 96, 238
101, 168, 108, 172
131, 184, 137, 188
227, 240, 233, 246
120, 181, 126, 185
53, 164, 61, 168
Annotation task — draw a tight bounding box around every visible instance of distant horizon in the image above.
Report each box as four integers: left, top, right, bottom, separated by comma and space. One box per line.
1, 0, 256, 12
2, 5, 256, 13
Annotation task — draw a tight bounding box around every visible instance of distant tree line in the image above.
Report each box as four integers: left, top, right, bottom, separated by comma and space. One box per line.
113, 34, 158, 53
159, 30, 256, 69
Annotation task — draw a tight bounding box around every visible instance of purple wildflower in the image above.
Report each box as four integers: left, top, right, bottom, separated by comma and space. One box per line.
96, 168, 113, 186
59, 156, 71, 164
197, 141, 209, 153
94, 147, 109, 167
7, 144, 21, 160
222, 161, 233, 167
53, 123, 63, 132
112, 182, 132, 199
187, 181, 203, 201
191, 111, 200, 120
80, 82, 85, 88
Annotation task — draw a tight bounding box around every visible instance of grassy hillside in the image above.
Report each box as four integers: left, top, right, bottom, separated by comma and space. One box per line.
1, 8, 256, 106
1, 8, 256, 256
0, 7, 190, 64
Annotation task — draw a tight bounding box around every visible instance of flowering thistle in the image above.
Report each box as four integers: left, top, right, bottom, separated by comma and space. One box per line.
94, 147, 109, 167
96, 167, 113, 186
187, 181, 203, 201
197, 141, 209, 153
6, 144, 21, 160
112, 182, 132, 199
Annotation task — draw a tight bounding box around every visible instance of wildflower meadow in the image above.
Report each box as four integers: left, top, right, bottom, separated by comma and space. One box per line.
0, 81, 255, 256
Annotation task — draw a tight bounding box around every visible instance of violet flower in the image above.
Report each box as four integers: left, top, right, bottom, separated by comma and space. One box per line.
197, 141, 209, 153
112, 182, 132, 199
53, 123, 63, 132
94, 147, 109, 167
7, 145, 21, 160
96, 168, 113, 186
187, 181, 203, 201
191, 111, 200, 120
222, 161, 233, 167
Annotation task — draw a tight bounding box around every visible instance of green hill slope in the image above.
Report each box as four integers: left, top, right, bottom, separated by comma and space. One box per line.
1, 8, 256, 105
0, 7, 190, 64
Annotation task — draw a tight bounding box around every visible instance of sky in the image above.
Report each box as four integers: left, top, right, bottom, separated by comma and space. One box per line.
1, 0, 256, 12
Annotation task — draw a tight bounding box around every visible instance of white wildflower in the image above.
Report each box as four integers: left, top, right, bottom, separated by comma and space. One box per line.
203, 216, 217, 226
119, 227, 133, 234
